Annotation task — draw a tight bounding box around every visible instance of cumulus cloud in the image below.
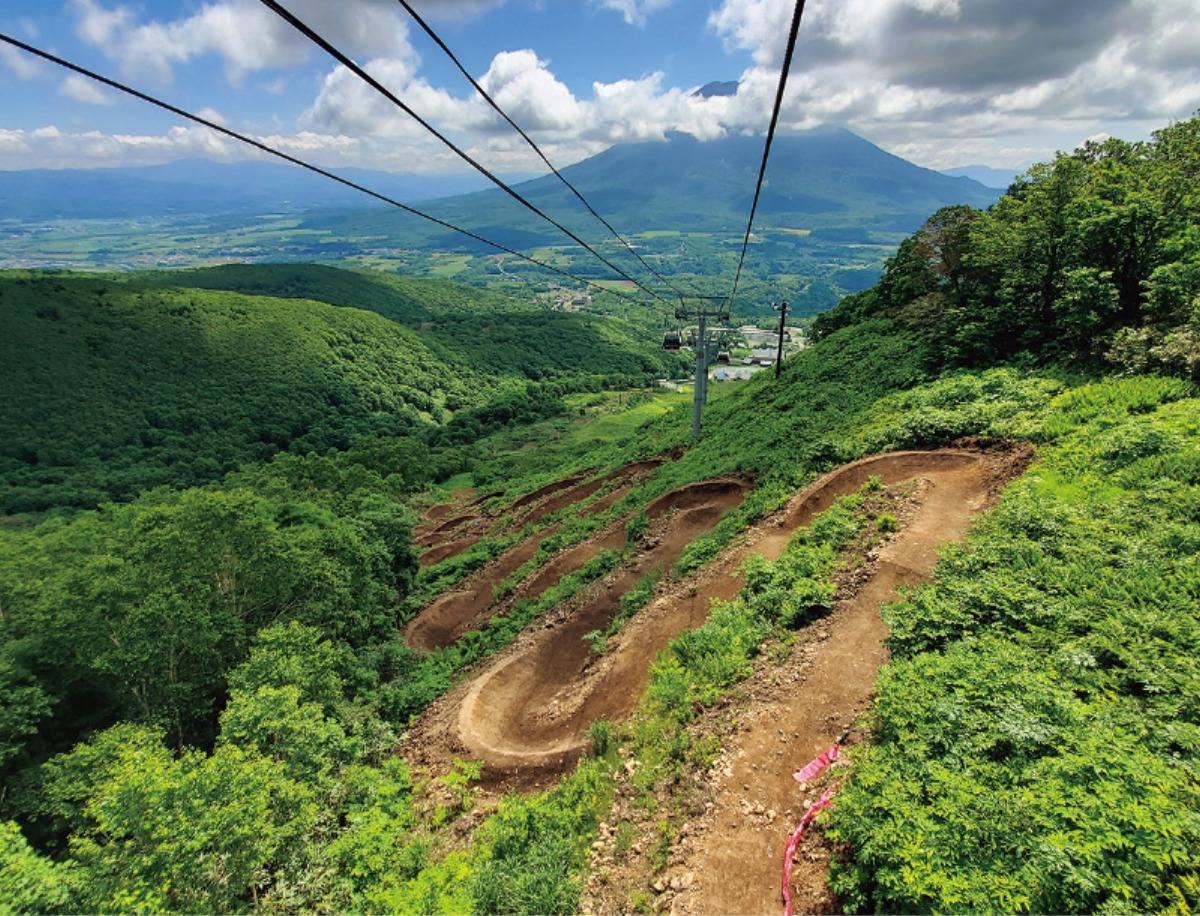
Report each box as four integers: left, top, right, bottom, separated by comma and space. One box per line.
0, 128, 33, 156
704, 0, 1200, 167
303, 57, 456, 139
0, 123, 374, 170
478, 51, 582, 132
71, 0, 415, 84
16, 0, 1200, 173
302, 45, 729, 172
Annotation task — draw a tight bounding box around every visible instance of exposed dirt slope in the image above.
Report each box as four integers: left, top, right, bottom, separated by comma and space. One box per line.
404, 447, 1028, 913
457, 479, 749, 773
415, 462, 661, 568
403, 478, 749, 782
581, 445, 1031, 915
406, 461, 663, 642
405, 522, 562, 652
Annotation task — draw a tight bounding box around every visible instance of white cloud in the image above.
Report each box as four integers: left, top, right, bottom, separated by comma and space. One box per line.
0, 123, 371, 170
0, 129, 32, 155
196, 107, 229, 126
11, 0, 1199, 175
700, 0, 1200, 168
60, 73, 114, 105
303, 57, 445, 139
597, 0, 674, 27
0, 42, 43, 80
479, 51, 582, 132
302, 46, 734, 171
708, 0, 795, 66
71, 0, 414, 84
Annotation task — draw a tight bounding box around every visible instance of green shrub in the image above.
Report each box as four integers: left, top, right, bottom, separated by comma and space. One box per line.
827, 385, 1200, 914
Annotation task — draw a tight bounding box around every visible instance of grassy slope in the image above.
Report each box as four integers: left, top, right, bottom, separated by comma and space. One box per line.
827, 376, 1200, 913
416, 359, 1200, 916
6, 117, 1200, 910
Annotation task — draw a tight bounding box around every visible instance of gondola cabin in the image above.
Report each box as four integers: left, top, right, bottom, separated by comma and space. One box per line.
663, 330, 683, 350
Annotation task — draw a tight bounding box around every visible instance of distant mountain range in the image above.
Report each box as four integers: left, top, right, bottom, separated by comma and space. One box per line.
0, 159, 522, 221
304, 126, 1003, 249
2, 127, 1003, 235
941, 165, 1021, 189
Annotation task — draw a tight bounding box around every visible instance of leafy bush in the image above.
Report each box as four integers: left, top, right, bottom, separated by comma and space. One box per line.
827, 383, 1200, 913
468, 756, 615, 915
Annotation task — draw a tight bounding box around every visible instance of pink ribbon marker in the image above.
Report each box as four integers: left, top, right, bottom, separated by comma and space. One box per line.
783, 742, 848, 916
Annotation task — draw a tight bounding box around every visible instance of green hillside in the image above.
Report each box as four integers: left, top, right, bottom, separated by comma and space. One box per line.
138, 264, 674, 378
0, 115, 1198, 914
0, 268, 680, 513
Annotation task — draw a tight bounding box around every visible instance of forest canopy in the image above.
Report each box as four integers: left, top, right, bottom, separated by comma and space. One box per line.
814, 115, 1200, 379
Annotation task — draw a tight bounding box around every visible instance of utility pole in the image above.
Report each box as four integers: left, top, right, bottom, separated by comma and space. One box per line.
672, 296, 730, 438
774, 300, 789, 379
692, 312, 707, 437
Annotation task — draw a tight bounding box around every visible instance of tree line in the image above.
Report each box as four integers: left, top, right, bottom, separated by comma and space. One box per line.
814, 114, 1200, 379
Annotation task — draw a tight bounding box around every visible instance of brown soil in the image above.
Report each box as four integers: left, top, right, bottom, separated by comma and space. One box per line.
403, 478, 750, 782
415, 461, 662, 569
600, 459, 663, 483
422, 502, 458, 522
408, 461, 669, 631
417, 535, 483, 569
405, 523, 561, 651
510, 461, 661, 530
467, 489, 504, 507
587, 484, 631, 516
516, 523, 629, 601
401, 447, 1030, 912
509, 475, 588, 511
457, 479, 749, 774
580, 445, 1032, 916
516, 478, 608, 528
419, 487, 476, 522
422, 513, 481, 540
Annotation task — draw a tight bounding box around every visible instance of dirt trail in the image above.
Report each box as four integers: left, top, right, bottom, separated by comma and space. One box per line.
418, 535, 483, 568
456, 479, 748, 773
415, 461, 660, 570
408, 460, 666, 642
650, 448, 1027, 916
405, 523, 560, 651
510, 475, 587, 511
550, 452, 989, 763
510, 461, 660, 531
409, 451, 1015, 790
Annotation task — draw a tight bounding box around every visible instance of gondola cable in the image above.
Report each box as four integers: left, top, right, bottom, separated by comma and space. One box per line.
727, 0, 807, 310
0, 31, 653, 307
392, 0, 688, 300
258, 0, 674, 306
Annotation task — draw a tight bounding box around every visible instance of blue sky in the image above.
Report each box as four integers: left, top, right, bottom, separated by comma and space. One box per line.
1, 0, 1198, 174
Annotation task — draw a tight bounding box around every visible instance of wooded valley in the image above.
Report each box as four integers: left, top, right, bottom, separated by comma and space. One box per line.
1, 115, 1198, 914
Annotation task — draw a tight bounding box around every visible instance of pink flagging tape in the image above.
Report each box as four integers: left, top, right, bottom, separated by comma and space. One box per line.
793, 743, 841, 784
782, 788, 837, 916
